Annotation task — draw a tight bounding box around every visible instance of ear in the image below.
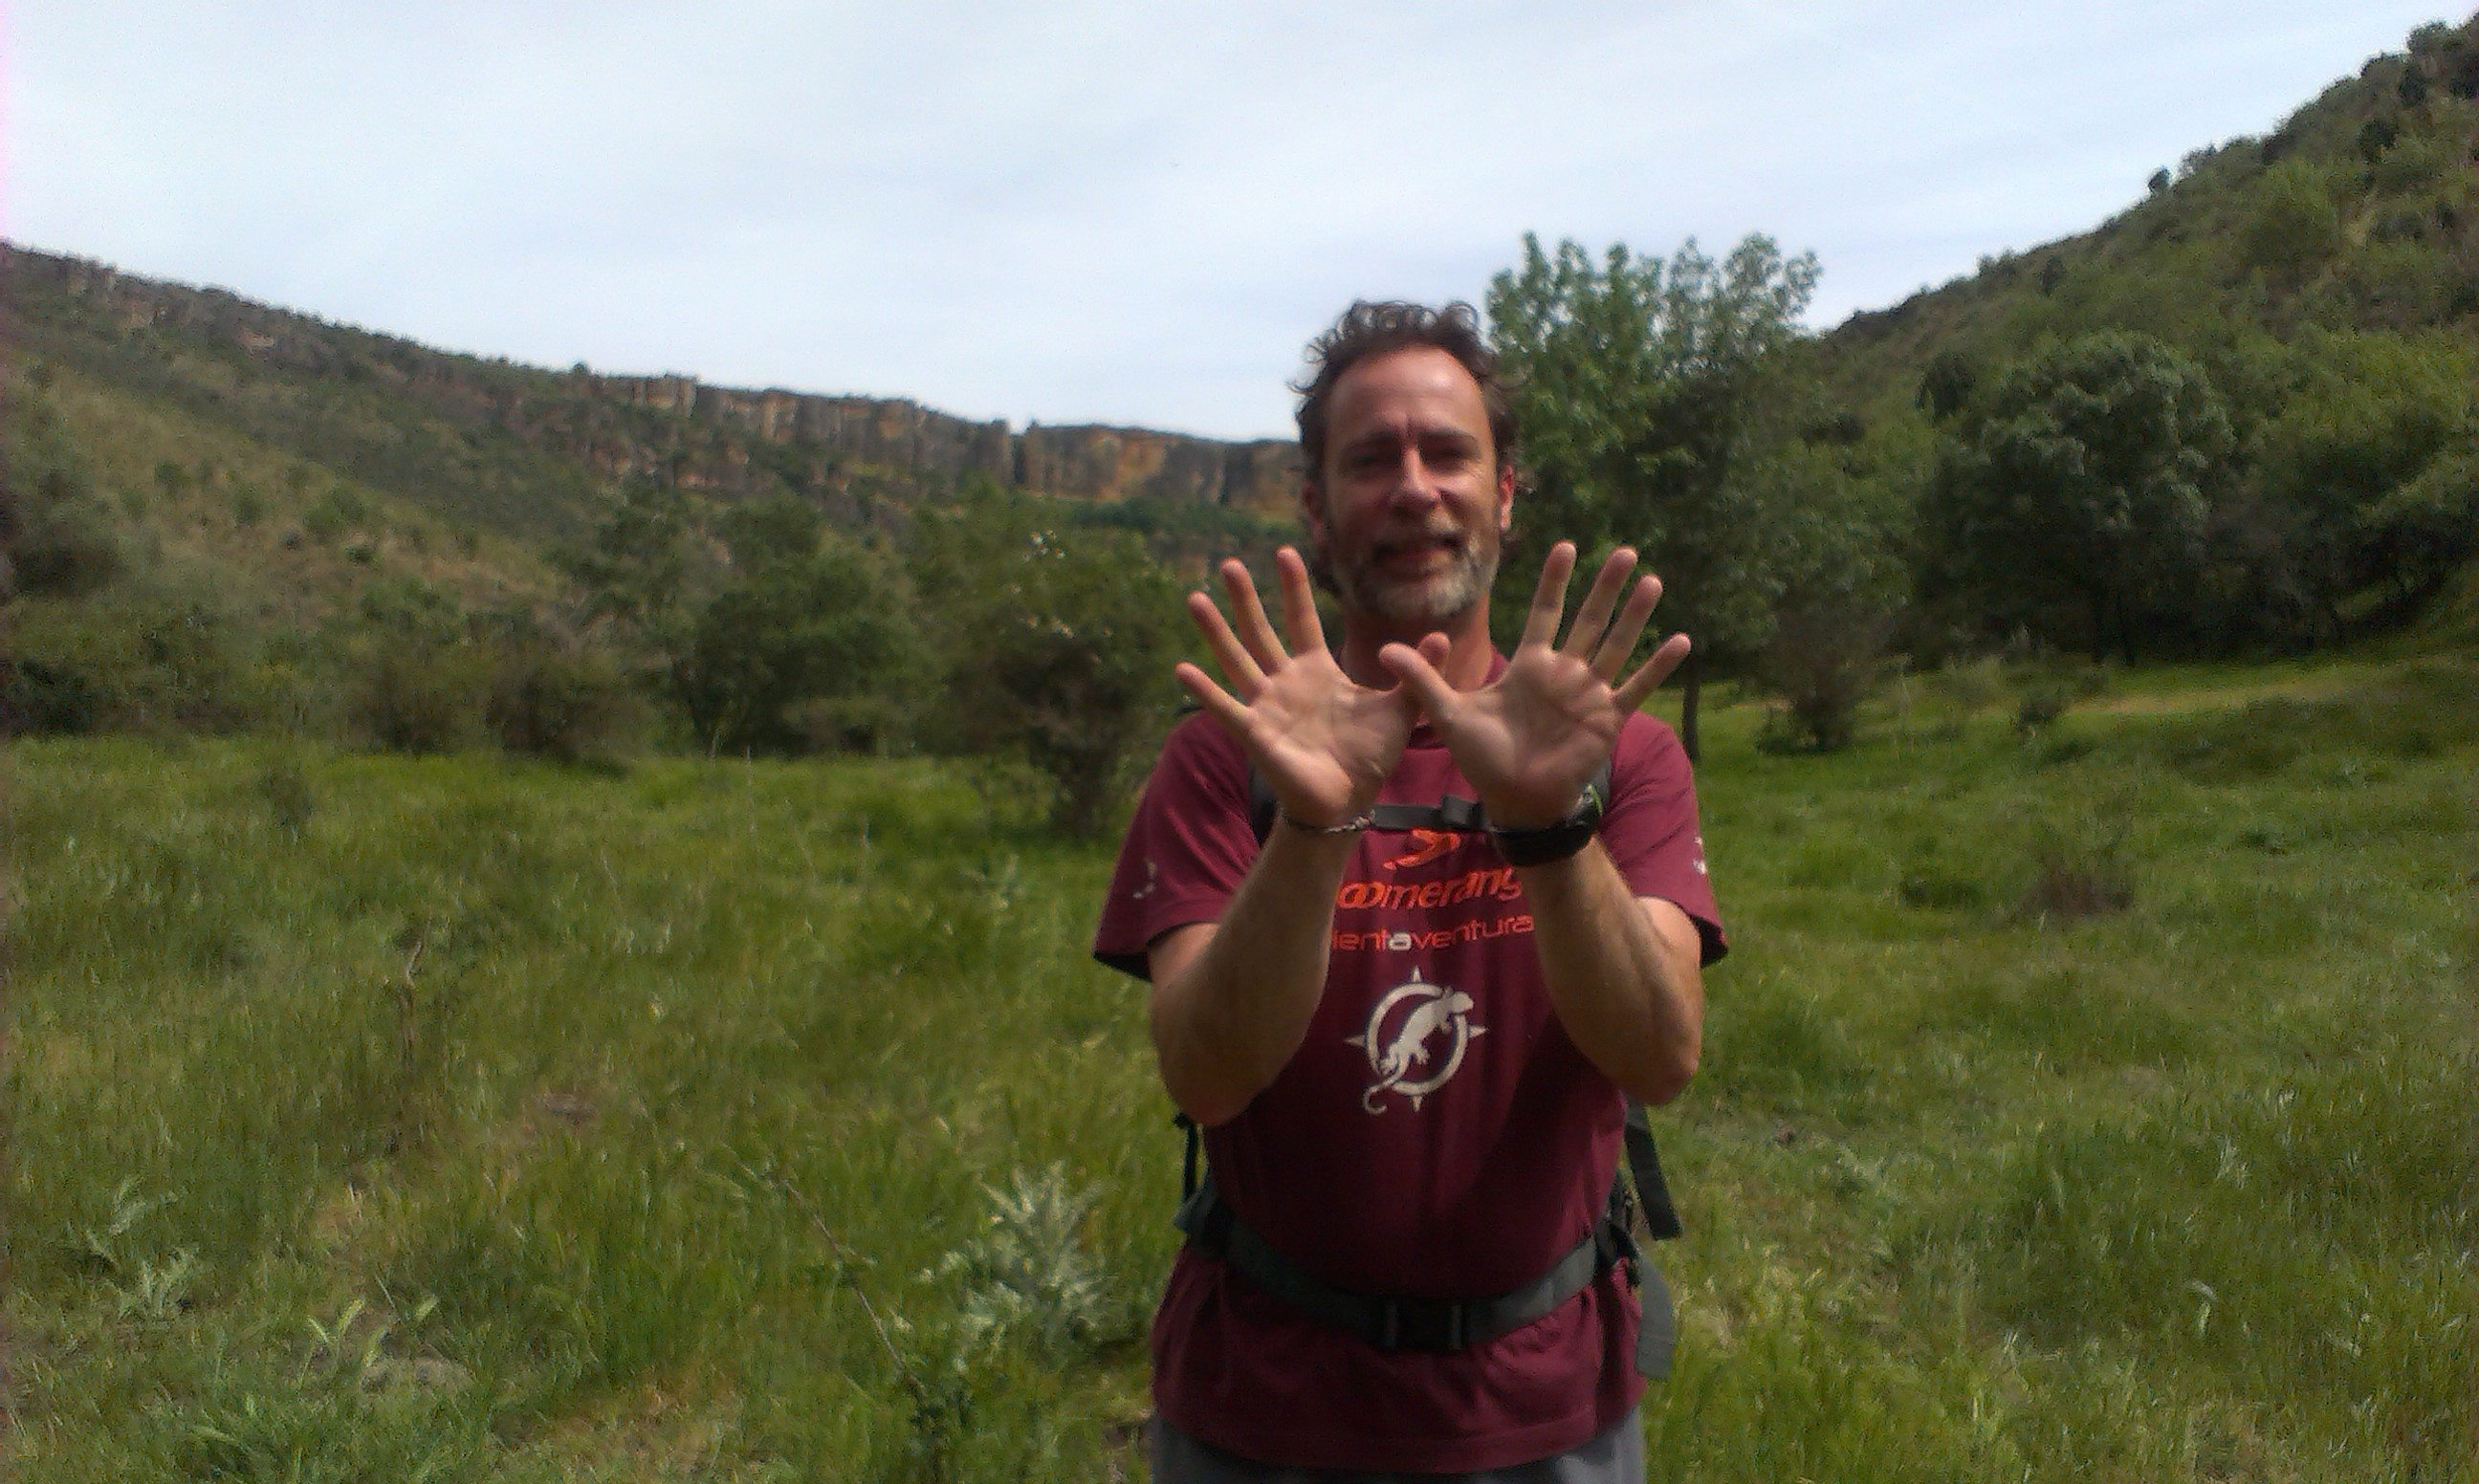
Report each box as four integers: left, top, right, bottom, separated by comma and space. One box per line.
1299, 478, 1330, 546
1494, 461, 1515, 534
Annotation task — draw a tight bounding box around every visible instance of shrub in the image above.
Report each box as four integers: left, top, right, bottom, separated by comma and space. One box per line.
2008, 660, 2106, 736
2242, 161, 2342, 278
347, 635, 488, 753
935, 1165, 1125, 1361
2, 387, 122, 600
485, 643, 642, 763
1, 594, 273, 735
915, 494, 1189, 837
1761, 600, 1890, 753
1926, 655, 2004, 729
673, 535, 924, 756
2021, 803, 2134, 922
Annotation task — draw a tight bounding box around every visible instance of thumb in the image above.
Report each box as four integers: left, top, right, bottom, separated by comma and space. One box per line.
1377, 642, 1461, 720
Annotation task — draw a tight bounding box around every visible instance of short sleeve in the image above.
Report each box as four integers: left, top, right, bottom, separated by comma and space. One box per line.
1600, 713, 1727, 966
1092, 713, 1261, 980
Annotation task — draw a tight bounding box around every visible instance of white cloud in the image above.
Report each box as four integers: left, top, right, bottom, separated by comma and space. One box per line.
7, 0, 2457, 437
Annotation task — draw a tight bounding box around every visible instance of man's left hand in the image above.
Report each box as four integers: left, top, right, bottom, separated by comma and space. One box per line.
1379, 542, 1690, 830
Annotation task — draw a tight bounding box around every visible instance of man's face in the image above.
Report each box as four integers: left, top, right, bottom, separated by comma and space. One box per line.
1303, 346, 1515, 630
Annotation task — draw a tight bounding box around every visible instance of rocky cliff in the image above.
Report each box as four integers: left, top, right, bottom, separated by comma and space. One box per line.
2, 244, 1304, 530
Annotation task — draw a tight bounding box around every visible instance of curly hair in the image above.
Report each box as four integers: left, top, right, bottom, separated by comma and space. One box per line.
1291, 300, 1517, 481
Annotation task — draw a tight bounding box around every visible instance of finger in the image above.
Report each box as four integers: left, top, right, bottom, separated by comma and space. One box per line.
1221, 558, 1285, 673
1613, 633, 1692, 714
1174, 661, 1256, 735
1376, 642, 1462, 722
1186, 591, 1267, 699
1561, 547, 1639, 659
1274, 546, 1329, 659
1520, 541, 1578, 650
1591, 575, 1662, 683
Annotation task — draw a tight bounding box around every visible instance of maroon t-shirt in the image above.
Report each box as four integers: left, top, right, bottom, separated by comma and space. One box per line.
1093, 682, 1725, 1473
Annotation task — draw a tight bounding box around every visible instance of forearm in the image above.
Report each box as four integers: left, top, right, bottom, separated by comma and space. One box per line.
1520, 841, 1703, 1104
1150, 822, 1357, 1125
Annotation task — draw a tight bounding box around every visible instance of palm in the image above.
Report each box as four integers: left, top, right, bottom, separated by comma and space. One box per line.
1384, 543, 1690, 831
1177, 550, 1428, 826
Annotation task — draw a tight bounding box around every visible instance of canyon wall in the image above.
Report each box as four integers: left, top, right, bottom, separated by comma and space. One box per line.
11, 246, 1303, 517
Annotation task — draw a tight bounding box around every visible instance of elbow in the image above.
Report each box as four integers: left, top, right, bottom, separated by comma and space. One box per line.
1151, 1015, 1256, 1128
1168, 1080, 1251, 1129
1634, 1040, 1700, 1107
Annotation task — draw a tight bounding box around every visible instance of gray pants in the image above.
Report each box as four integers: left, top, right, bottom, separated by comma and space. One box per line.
1150, 1408, 1644, 1484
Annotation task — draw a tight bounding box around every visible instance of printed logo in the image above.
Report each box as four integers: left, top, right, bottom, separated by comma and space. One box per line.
1345, 970, 1485, 1113
1382, 829, 1461, 873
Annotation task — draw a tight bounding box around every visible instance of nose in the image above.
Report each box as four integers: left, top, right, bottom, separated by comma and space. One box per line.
1386, 447, 1441, 513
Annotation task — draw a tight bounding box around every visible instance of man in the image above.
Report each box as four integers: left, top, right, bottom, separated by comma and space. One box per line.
1094, 301, 1724, 1479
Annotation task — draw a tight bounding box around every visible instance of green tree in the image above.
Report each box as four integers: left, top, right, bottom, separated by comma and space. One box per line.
562, 482, 691, 640
912, 487, 1190, 837
2256, 329, 2477, 631
674, 535, 921, 755
2242, 160, 2342, 282
1, 382, 122, 600
717, 491, 824, 576
1751, 427, 1920, 751
1924, 331, 2231, 663
1487, 231, 1821, 758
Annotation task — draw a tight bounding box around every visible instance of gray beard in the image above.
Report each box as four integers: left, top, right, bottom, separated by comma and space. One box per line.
1313, 535, 1499, 629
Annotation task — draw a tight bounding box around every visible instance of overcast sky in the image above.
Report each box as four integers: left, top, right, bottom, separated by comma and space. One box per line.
6, 2, 2462, 439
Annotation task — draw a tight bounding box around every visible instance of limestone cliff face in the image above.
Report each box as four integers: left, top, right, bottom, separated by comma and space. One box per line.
8, 244, 1303, 519
1016, 424, 1302, 516
601, 374, 1017, 488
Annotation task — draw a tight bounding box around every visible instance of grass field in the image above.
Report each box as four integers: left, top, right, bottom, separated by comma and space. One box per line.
5, 657, 2473, 1482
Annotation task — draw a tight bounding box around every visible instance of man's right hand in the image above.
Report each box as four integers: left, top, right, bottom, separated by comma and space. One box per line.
1176, 547, 1440, 829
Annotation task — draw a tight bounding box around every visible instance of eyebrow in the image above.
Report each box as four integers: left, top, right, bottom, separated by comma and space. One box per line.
1336, 424, 1484, 458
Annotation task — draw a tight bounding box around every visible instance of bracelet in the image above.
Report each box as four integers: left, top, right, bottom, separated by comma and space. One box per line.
1278, 809, 1374, 837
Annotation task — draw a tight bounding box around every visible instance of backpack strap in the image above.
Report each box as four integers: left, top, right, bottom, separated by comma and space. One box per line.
1175, 1171, 1632, 1356
1171, 1098, 1683, 1377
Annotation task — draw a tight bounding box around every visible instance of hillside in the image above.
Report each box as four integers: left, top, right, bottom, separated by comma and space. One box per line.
1818, 14, 2479, 412
0, 244, 1304, 556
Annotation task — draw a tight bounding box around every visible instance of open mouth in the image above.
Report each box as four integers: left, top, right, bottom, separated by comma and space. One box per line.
1374, 533, 1463, 572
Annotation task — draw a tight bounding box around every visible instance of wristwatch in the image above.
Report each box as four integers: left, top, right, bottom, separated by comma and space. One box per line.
1487, 780, 1606, 867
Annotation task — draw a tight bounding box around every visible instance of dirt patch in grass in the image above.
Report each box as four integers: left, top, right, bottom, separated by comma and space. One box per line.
2023, 859, 2134, 921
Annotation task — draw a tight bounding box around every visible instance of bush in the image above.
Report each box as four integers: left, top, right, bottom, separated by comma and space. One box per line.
915, 493, 1190, 838
2, 385, 122, 600
2242, 161, 2342, 279
485, 643, 642, 764
673, 535, 924, 756
348, 635, 488, 753
1926, 655, 2004, 731
1, 595, 274, 736
2009, 662, 2105, 736
340, 584, 486, 753
1762, 600, 1890, 753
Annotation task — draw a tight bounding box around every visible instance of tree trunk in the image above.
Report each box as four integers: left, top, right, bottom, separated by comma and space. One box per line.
2088, 589, 2109, 665
2116, 591, 2138, 666
1678, 649, 1703, 764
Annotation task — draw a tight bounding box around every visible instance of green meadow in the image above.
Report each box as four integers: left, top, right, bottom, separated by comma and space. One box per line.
5, 658, 2473, 1482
